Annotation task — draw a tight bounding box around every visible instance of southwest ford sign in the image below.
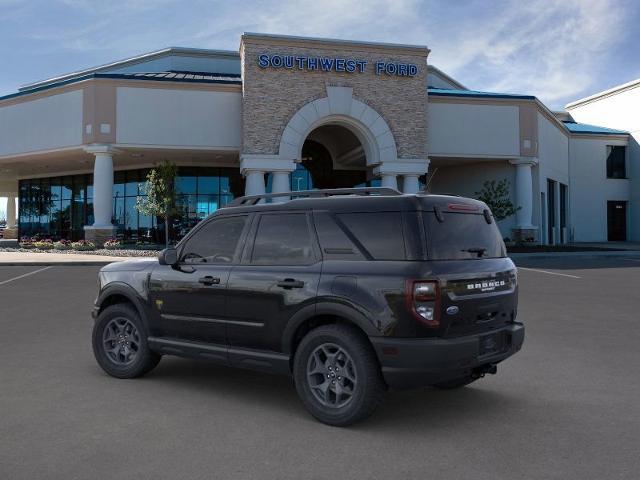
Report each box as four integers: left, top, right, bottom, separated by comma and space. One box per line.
257, 54, 418, 77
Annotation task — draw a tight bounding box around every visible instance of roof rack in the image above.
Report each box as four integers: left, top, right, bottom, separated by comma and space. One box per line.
227, 187, 402, 207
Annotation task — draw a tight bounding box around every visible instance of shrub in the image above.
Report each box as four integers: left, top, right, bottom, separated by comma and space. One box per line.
54, 239, 72, 250
103, 238, 123, 250
20, 236, 35, 249
71, 240, 96, 251
33, 239, 54, 250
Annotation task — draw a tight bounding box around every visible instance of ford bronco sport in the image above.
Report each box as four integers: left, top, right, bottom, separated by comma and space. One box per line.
92, 188, 524, 426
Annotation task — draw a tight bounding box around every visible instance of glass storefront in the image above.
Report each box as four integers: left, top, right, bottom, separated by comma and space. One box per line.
19, 167, 244, 243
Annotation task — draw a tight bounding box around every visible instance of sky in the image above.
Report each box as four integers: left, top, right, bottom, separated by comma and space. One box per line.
1, 0, 640, 216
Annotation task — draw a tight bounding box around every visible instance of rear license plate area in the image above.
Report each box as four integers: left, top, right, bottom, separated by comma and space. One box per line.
479, 333, 501, 356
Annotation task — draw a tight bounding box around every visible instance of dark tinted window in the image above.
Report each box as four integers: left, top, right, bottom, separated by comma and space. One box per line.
337, 212, 405, 260
606, 146, 626, 179
314, 212, 365, 261
252, 214, 314, 265
424, 212, 505, 260
181, 215, 247, 264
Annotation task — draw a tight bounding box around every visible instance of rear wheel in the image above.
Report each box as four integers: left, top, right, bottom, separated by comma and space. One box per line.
92, 303, 161, 379
293, 324, 385, 426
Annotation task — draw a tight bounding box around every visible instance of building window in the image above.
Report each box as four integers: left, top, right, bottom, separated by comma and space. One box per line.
18, 166, 244, 243
606, 146, 626, 179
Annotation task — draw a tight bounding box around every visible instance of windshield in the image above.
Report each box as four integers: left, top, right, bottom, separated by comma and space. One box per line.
423, 212, 506, 260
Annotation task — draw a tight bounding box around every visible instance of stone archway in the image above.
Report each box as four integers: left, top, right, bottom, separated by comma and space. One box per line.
278, 86, 398, 167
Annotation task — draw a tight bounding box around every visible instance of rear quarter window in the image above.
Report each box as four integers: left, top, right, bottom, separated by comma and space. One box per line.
423, 212, 506, 260
336, 212, 406, 260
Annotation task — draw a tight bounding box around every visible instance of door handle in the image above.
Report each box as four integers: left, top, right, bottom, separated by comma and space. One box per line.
198, 276, 221, 286
277, 278, 305, 289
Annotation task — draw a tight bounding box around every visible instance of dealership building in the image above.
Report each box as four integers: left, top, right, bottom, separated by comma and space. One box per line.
0, 33, 636, 245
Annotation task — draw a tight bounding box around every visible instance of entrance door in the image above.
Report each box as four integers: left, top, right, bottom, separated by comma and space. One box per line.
607, 201, 627, 241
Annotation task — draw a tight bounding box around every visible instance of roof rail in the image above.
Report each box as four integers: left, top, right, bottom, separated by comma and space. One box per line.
226, 187, 402, 207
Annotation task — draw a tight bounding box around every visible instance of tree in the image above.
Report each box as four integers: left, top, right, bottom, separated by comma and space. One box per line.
136, 161, 178, 247
474, 179, 519, 222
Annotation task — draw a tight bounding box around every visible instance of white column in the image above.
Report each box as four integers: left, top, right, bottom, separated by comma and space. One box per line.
271, 171, 291, 203
402, 174, 420, 194
92, 151, 115, 227
6, 195, 16, 229
510, 158, 537, 229
380, 173, 398, 190
244, 170, 266, 196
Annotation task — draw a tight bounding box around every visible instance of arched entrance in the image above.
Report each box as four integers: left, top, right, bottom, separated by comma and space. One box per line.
298, 124, 372, 190
243, 86, 428, 197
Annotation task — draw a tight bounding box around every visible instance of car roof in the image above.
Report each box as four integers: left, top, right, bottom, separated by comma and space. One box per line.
218, 193, 488, 216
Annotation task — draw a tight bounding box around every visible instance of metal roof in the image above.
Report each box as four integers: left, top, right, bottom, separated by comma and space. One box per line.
0, 71, 241, 103
428, 87, 535, 100
562, 121, 628, 135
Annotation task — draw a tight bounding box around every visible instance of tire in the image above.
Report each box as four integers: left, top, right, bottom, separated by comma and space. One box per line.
92, 303, 161, 379
293, 324, 385, 427
432, 375, 478, 390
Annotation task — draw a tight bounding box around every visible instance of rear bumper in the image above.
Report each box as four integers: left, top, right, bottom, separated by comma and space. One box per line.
370, 323, 525, 390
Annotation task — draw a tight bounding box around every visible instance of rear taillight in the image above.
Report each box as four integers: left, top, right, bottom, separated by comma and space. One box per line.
407, 280, 440, 327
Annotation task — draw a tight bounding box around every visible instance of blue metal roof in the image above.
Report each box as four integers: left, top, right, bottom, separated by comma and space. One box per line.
562, 121, 628, 135
428, 87, 535, 100
0, 71, 242, 102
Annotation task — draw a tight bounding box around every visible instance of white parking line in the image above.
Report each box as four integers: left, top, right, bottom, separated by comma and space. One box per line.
517, 267, 581, 279
624, 258, 640, 262
0, 266, 52, 287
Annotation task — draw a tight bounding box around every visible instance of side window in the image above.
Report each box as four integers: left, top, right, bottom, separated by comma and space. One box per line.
336, 212, 406, 260
251, 213, 315, 265
314, 212, 365, 261
180, 215, 247, 264
606, 146, 626, 179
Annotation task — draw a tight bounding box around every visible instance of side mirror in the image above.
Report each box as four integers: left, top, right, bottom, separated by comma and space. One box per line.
158, 248, 178, 266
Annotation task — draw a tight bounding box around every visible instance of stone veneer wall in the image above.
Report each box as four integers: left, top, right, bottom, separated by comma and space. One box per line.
240, 36, 429, 160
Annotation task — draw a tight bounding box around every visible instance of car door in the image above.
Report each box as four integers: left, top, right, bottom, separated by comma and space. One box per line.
148, 213, 251, 348
226, 211, 322, 354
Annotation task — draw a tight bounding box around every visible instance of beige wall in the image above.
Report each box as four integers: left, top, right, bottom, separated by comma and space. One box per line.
116, 86, 242, 148
428, 102, 520, 157
0, 90, 83, 157
240, 35, 429, 159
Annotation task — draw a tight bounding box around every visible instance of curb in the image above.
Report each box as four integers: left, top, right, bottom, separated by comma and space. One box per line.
509, 251, 640, 260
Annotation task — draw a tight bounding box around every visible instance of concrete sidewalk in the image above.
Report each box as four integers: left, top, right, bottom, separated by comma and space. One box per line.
0, 251, 150, 266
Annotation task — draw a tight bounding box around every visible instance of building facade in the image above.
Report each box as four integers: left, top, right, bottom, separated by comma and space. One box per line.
0, 33, 636, 245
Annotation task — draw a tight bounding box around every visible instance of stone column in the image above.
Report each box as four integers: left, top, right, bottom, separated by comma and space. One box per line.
244, 170, 266, 196
270, 171, 291, 203
380, 173, 398, 190
401, 174, 421, 194
240, 154, 296, 200
374, 159, 429, 194
509, 158, 538, 242
6, 195, 16, 229
3, 195, 18, 240
84, 145, 117, 246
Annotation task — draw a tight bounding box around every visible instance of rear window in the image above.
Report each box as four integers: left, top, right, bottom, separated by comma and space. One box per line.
423, 212, 506, 260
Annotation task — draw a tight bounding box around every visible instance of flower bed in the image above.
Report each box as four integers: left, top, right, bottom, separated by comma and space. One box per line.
103, 238, 123, 250
70, 240, 96, 251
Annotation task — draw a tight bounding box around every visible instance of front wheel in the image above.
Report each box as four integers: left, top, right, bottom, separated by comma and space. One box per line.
92, 303, 161, 379
293, 324, 385, 427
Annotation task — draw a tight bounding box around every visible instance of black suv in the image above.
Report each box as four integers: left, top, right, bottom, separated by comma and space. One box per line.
92, 188, 524, 426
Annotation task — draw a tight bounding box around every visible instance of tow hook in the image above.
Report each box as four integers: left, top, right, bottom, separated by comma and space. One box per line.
472, 363, 497, 379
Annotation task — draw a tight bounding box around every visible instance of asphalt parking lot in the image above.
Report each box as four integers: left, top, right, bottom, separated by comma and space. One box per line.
1, 257, 639, 479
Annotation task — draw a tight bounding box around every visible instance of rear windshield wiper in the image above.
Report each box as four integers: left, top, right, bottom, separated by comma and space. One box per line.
462, 247, 487, 257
